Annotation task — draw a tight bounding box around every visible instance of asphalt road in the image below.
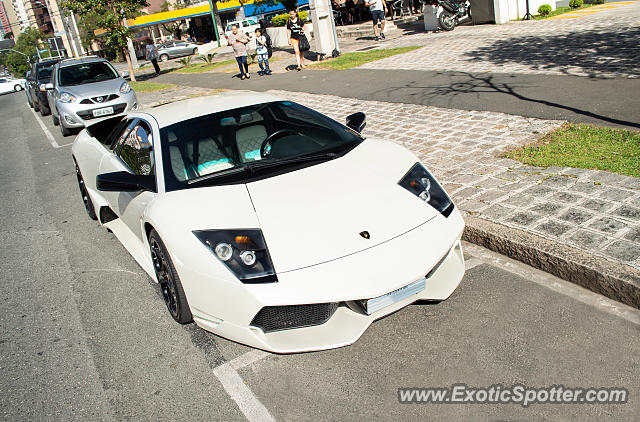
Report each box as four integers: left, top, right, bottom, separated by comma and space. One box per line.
157, 69, 640, 130
1, 90, 639, 421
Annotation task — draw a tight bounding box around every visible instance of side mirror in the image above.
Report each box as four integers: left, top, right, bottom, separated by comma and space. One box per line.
346, 112, 366, 133
121, 71, 130, 78
43, 82, 54, 90
96, 171, 156, 192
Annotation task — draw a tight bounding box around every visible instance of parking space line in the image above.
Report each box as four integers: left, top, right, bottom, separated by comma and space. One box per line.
462, 242, 640, 326
213, 351, 274, 422
29, 106, 59, 148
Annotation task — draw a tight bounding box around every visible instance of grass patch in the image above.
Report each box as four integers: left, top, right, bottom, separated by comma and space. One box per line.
170, 59, 236, 74
310, 46, 422, 70
503, 123, 640, 177
129, 81, 175, 92
527, 4, 594, 20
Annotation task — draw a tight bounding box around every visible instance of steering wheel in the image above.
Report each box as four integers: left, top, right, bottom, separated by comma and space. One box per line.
260, 129, 301, 158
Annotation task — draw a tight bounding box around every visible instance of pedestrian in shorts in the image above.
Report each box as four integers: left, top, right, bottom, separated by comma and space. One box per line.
366, 0, 387, 41
255, 28, 272, 75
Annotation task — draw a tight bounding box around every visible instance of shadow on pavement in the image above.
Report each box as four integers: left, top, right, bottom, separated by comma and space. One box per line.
464, 27, 640, 78
430, 72, 640, 129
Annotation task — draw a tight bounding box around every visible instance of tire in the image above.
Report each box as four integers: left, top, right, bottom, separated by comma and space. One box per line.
60, 120, 73, 136
439, 12, 457, 31
52, 112, 59, 126
149, 229, 193, 324
14, 84, 23, 92
40, 102, 51, 117
75, 161, 98, 220
159, 54, 169, 62
33, 98, 40, 112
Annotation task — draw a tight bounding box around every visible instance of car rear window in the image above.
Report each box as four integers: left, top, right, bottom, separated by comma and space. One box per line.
58, 62, 119, 86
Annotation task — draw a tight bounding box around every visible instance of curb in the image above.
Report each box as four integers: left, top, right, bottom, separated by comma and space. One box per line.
462, 216, 640, 310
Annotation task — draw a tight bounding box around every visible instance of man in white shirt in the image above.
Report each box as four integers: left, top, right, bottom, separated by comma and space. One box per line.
366, 0, 387, 41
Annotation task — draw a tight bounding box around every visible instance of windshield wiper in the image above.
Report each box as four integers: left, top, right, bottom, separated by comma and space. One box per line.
187, 165, 248, 185
186, 152, 338, 187
247, 151, 339, 170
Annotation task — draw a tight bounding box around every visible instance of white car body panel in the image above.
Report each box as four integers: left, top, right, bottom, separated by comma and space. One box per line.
247, 139, 440, 272
71, 92, 466, 353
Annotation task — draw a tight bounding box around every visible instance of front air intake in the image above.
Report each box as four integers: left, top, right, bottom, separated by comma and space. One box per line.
250, 303, 339, 333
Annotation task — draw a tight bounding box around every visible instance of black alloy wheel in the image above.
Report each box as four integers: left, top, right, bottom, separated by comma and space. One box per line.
75, 162, 97, 220
149, 230, 192, 324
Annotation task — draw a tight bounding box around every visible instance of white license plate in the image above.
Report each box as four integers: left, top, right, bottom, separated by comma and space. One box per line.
365, 277, 426, 315
92, 106, 114, 117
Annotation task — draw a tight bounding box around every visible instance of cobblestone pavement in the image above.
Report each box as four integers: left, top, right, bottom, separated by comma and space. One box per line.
358, 0, 640, 78
263, 90, 640, 269
138, 85, 221, 107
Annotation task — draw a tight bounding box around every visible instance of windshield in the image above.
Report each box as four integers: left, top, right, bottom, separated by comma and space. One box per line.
225, 24, 235, 31
58, 62, 119, 86
37, 65, 55, 79
160, 101, 363, 191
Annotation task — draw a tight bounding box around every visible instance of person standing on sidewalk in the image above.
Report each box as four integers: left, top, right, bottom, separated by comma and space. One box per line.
255, 28, 272, 75
366, 0, 387, 41
286, 10, 306, 71
145, 40, 161, 75
227, 25, 251, 80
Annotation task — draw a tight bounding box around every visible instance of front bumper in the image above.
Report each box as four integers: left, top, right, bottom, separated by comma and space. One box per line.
57, 91, 137, 128
178, 208, 466, 353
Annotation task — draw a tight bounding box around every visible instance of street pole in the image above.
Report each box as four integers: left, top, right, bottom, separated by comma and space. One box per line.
122, 16, 139, 70
114, 6, 136, 82
207, 0, 221, 47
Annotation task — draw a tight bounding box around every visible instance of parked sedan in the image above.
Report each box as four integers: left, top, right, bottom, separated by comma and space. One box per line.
0, 76, 26, 94
47, 57, 137, 136
156, 40, 199, 61
71, 92, 465, 353
26, 58, 61, 115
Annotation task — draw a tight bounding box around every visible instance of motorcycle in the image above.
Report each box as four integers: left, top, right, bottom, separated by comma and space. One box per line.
428, 0, 472, 31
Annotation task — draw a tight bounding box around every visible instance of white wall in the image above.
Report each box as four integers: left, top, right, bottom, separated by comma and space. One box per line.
494, 0, 556, 22
266, 23, 313, 48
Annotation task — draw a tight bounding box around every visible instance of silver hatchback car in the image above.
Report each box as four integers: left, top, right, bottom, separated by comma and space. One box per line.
47, 57, 137, 136
157, 40, 199, 61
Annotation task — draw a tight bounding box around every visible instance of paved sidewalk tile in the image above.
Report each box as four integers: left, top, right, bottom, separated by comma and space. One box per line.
358, 1, 640, 78
266, 90, 640, 270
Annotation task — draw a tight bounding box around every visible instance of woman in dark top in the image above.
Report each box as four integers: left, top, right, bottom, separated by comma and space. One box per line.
286, 9, 306, 71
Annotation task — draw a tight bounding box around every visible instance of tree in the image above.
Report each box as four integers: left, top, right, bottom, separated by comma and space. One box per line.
61, 0, 148, 81
4, 28, 45, 77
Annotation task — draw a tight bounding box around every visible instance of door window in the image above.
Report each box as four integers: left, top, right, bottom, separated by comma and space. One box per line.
110, 119, 138, 151
118, 122, 154, 176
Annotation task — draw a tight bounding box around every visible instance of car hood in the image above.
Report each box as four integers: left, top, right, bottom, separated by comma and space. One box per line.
246, 139, 440, 273
60, 78, 124, 99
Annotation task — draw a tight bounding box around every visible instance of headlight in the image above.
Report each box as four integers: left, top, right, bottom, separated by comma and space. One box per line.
59, 92, 77, 103
399, 163, 454, 217
39, 83, 48, 92
120, 81, 131, 93
193, 229, 277, 283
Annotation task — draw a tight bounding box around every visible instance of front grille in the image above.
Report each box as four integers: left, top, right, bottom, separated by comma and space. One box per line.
77, 103, 127, 120
80, 94, 119, 105
250, 303, 339, 333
